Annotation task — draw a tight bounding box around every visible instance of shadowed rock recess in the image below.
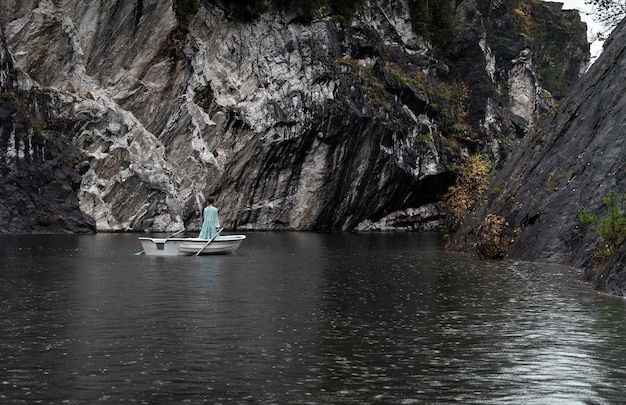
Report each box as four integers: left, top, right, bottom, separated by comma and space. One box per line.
448, 20, 626, 296
1, 0, 588, 233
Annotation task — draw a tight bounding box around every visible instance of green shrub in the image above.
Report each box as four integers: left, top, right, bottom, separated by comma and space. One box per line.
579, 191, 626, 257
383, 68, 471, 138
273, 0, 325, 20
221, 0, 270, 21
429, 80, 470, 135
174, 0, 200, 25
233, 0, 364, 21
409, 0, 459, 48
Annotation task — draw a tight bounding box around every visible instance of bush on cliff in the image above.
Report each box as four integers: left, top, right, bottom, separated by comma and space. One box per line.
229, 0, 365, 21
443, 154, 523, 259
442, 154, 491, 232
579, 191, 626, 258
409, 0, 459, 48
472, 214, 522, 259
175, 0, 200, 25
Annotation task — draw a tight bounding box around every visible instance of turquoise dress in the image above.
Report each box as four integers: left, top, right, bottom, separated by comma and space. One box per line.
199, 205, 220, 239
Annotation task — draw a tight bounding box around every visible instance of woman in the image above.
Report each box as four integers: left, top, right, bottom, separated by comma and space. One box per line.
199, 196, 220, 239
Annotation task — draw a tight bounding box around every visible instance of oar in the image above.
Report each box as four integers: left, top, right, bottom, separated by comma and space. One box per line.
134, 228, 185, 255
194, 227, 223, 256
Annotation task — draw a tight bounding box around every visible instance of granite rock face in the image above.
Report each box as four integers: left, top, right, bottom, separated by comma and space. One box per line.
448, 20, 626, 295
0, 0, 589, 232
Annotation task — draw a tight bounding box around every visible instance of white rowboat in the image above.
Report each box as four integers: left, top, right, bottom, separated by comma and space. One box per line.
138, 235, 246, 256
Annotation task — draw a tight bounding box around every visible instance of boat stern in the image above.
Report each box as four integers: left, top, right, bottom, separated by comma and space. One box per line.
138, 238, 182, 256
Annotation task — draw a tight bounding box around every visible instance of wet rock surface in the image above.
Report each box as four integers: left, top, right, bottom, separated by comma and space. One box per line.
0, 27, 95, 233
1, 1, 588, 232
448, 20, 626, 296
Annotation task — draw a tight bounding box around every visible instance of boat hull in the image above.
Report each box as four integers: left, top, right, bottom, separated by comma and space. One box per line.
138, 235, 246, 256
178, 236, 246, 255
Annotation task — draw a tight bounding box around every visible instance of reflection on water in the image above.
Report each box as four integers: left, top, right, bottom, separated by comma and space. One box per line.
1, 232, 625, 404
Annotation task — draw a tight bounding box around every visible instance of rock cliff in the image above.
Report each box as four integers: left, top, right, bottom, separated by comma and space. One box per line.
0, 27, 95, 233
448, 20, 626, 296
0, 0, 588, 233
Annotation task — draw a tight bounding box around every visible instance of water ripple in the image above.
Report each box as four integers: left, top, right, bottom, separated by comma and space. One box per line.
1, 233, 625, 403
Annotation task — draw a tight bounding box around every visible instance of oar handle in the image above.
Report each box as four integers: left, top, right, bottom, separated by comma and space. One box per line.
194, 227, 223, 256
167, 229, 185, 239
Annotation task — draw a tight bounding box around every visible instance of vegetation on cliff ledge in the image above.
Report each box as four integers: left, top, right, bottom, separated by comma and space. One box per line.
442, 154, 491, 233
409, 0, 459, 48
486, 0, 588, 99
174, 0, 200, 25
442, 154, 523, 259
230, 0, 364, 21
579, 191, 626, 262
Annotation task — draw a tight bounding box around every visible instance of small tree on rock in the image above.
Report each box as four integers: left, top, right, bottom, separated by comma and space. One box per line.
579, 190, 626, 257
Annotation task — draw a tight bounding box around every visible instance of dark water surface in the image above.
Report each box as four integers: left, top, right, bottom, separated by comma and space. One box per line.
1, 232, 625, 404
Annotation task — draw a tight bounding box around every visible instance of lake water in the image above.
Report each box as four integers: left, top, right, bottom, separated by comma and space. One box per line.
1, 232, 625, 404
